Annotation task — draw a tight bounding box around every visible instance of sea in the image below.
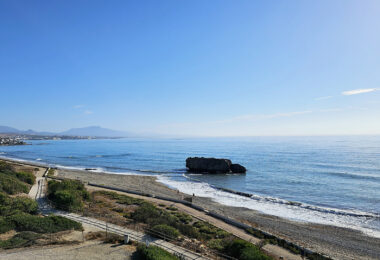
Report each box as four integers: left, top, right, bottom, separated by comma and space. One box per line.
1, 136, 379, 238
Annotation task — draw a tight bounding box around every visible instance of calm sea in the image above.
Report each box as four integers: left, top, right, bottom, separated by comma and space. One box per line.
1, 136, 379, 237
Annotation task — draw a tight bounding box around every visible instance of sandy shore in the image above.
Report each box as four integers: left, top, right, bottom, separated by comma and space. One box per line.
2, 158, 380, 259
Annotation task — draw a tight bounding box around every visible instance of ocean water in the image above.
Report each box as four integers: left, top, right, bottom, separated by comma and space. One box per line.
1, 136, 380, 237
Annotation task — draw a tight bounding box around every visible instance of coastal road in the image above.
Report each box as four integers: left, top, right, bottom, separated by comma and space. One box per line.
34, 178, 208, 260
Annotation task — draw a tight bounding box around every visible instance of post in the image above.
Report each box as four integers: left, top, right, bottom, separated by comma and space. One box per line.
124, 234, 129, 244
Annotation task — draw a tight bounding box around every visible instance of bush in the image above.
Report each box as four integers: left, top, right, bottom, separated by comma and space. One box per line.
0, 174, 29, 195
193, 221, 229, 240
224, 239, 271, 260
207, 239, 228, 251
98, 191, 144, 205
0, 161, 35, 187
136, 244, 179, 260
177, 223, 200, 239
8, 214, 83, 233
14, 171, 36, 185
151, 224, 180, 240
0, 231, 41, 249
53, 190, 83, 211
0, 193, 38, 217
0, 217, 15, 233
131, 203, 161, 223
47, 180, 89, 212
0, 161, 13, 173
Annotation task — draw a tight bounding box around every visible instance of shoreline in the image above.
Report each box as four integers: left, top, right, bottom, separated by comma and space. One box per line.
1, 157, 380, 259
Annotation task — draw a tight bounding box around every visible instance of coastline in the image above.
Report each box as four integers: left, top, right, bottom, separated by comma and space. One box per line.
1, 157, 380, 259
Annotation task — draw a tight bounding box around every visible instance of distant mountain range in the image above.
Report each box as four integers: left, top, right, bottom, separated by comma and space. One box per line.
0, 125, 129, 137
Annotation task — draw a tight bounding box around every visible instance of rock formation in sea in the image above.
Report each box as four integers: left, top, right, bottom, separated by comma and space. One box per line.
186, 157, 246, 174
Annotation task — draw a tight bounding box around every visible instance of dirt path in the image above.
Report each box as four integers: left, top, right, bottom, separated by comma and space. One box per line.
0, 240, 134, 260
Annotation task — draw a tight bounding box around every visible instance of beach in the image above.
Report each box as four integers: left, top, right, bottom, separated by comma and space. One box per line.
53, 166, 380, 260
1, 156, 380, 259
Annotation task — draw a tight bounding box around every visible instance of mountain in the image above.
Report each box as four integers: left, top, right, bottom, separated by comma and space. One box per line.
59, 126, 128, 137
0, 125, 21, 133
0, 125, 128, 137
0, 125, 53, 135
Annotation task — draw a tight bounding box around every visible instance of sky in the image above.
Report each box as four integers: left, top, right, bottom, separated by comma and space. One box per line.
1, 0, 380, 136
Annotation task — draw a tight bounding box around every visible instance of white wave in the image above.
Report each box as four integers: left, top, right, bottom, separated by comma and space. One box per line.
36, 158, 42, 161
157, 176, 380, 238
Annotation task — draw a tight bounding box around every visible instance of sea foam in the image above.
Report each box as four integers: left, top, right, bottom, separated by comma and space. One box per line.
157, 175, 380, 238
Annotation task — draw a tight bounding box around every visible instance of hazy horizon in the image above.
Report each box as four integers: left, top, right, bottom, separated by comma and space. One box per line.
1, 1, 380, 136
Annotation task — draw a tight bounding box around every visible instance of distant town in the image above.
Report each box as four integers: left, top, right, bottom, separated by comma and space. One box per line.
0, 134, 104, 146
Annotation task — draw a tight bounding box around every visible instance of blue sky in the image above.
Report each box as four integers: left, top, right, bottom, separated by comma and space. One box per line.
1, 0, 379, 136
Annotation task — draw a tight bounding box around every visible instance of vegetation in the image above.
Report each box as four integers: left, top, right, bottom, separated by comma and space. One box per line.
223, 239, 271, 260
96, 191, 271, 259
0, 162, 83, 251
47, 179, 89, 212
97, 191, 145, 205
0, 161, 35, 195
0, 192, 38, 217
47, 168, 55, 177
151, 224, 180, 240
136, 244, 179, 260
0, 231, 41, 249
8, 214, 83, 233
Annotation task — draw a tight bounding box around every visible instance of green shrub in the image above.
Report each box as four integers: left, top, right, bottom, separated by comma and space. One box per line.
53, 190, 83, 211
166, 206, 178, 211
47, 180, 89, 212
176, 223, 200, 239
131, 203, 161, 223
47, 169, 55, 177
98, 191, 144, 205
136, 244, 179, 260
0, 231, 41, 249
9, 196, 38, 215
207, 239, 228, 251
0, 217, 15, 233
0, 174, 29, 195
14, 171, 35, 185
171, 212, 192, 224
0, 193, 38, 217
0, 161, 13, 173
151, 224, 180, 240
8, 214, 82, 233
0, 161, 35, 186
224, 239, 272, 260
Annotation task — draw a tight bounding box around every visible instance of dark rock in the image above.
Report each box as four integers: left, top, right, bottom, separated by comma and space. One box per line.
186, 157, 231, 174
230, 163, 246, 173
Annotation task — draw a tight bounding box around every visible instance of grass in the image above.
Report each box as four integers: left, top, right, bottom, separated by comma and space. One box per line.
47, 179, 89, 212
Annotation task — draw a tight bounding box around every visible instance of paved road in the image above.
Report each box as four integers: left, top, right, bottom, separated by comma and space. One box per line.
35, 178, 208, 260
